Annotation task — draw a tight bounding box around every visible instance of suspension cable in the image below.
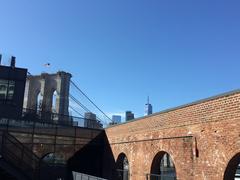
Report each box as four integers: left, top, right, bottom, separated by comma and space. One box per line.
69, 105, 84, 118
69, 93, 103, 122
70, 80, 112, 122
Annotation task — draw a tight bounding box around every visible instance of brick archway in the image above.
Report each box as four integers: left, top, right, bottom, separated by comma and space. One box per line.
115, 152, 130, 180
224, 152, 240, 180
150, 151, 176, 179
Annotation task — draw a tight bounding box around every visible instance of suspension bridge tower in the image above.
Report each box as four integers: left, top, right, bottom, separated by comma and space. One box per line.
23, 71, 72, 116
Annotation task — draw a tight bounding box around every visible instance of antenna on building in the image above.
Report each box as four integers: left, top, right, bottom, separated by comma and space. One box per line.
144, 96, 153, 116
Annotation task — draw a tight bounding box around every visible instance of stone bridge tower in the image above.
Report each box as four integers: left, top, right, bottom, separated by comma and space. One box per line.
23, 71, 72, 115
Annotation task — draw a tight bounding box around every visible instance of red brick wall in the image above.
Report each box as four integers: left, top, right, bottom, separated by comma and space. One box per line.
105, 90, 240, 180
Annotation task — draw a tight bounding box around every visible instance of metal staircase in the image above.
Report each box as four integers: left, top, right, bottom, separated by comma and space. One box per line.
0, 131, 41, 180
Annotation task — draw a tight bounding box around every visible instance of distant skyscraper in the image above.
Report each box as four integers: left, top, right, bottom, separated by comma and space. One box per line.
125, 111, 134, 121
84, 112, 96, 121
84, 112, 102, 129
112, 115, 121, 124
144, 96, 153, 116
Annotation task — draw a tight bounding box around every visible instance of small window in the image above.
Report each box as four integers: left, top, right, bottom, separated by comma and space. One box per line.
0, 85, 6, 91
0, 79, 15, 101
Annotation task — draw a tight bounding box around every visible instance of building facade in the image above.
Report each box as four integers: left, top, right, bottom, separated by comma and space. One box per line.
0, 58, 27, 119
84, 112, 102, 129
125, 111, 134, 121
112, 115, 121, 124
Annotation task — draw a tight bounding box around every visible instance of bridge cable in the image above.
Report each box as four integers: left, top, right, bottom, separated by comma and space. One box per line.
69, 93, 104, 122
69, 94, 91, 112
70, 80, 112, 122
69, 105, 84, 118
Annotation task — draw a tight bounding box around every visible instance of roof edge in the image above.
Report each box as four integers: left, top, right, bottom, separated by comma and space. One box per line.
105, 89, 240, 129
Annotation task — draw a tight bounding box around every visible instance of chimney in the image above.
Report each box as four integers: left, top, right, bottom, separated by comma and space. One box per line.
10, 56, 16, 68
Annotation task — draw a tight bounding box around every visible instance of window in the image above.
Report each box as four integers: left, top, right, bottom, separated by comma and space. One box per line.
0, 79, 15, 101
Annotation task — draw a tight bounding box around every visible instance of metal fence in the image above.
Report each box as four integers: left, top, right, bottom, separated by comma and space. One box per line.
236, 165, 240, 179
0, 131, 41, 180
0, 115, 104, 165
0, 108, 104, 180
72, 172, 107, 180
21, 108, 103, 128
0, 131, 70, 180
115, 169, 129, 180
146, 173, 176, 180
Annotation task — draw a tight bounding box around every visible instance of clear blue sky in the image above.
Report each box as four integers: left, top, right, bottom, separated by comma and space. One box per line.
0, 0, 240, 121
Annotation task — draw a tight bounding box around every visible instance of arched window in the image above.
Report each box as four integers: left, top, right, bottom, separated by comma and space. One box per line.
115, 153, 129, 180
52, 90, 58, 113
149, 151, 176, 180
36, 92, 43, 111
224, 153, 240, 180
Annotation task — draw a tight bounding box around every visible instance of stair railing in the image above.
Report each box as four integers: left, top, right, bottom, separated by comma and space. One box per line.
0, 131, 43, 180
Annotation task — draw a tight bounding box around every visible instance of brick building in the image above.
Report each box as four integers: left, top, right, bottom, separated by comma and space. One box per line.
105, 90, 240, 180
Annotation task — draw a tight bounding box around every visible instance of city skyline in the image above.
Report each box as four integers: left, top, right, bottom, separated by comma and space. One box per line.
0, 0, 240, 120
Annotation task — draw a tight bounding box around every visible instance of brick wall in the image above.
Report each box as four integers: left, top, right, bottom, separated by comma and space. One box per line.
105, 90, 240, 180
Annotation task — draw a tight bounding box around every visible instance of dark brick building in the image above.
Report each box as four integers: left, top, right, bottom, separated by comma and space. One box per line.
0, 62, 27, 119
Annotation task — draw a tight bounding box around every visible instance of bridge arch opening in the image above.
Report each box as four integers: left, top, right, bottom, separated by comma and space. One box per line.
36, 91, 43, 111
224, 152, 240, 180
51, 90, 58, 113
115, 153, 129, 180
150, 151, 176, 180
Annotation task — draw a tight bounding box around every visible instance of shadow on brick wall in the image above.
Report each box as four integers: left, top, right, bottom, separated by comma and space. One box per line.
66, 130, 116, 180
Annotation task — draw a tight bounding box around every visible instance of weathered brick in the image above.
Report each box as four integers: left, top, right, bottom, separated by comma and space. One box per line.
105, 90, 240, 180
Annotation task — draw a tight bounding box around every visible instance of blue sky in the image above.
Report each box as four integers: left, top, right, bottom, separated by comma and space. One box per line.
0, 0, 240, 121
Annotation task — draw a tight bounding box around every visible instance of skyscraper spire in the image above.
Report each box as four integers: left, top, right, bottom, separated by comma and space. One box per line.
144, 96, 152, 116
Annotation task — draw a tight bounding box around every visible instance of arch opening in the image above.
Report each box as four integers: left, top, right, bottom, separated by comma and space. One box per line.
115, 153, 129, 180
224, 153, 240, 180
52, 90, 58, 113
149, 151, 176, 180
36, 91, 43, 111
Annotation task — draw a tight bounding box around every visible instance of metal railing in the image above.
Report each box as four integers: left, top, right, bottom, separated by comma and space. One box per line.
146, 172, 177, 180
72, 172, 107, 180
0, 131, 42, 180
0, 131, 67, 180
0, 114, 104, 166
21, 108, 103, 128
115, 169, 129, 180
0, 108, 104, 179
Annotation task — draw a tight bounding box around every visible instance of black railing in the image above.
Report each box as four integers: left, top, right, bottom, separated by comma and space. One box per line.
0, 109, 104, 179
0, 115, 103, 165
72, 172, 107, 180
21, 108, 103, 128
146, 172, 177, 180
0, 131, 42, 180
115, 169, 129, 180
